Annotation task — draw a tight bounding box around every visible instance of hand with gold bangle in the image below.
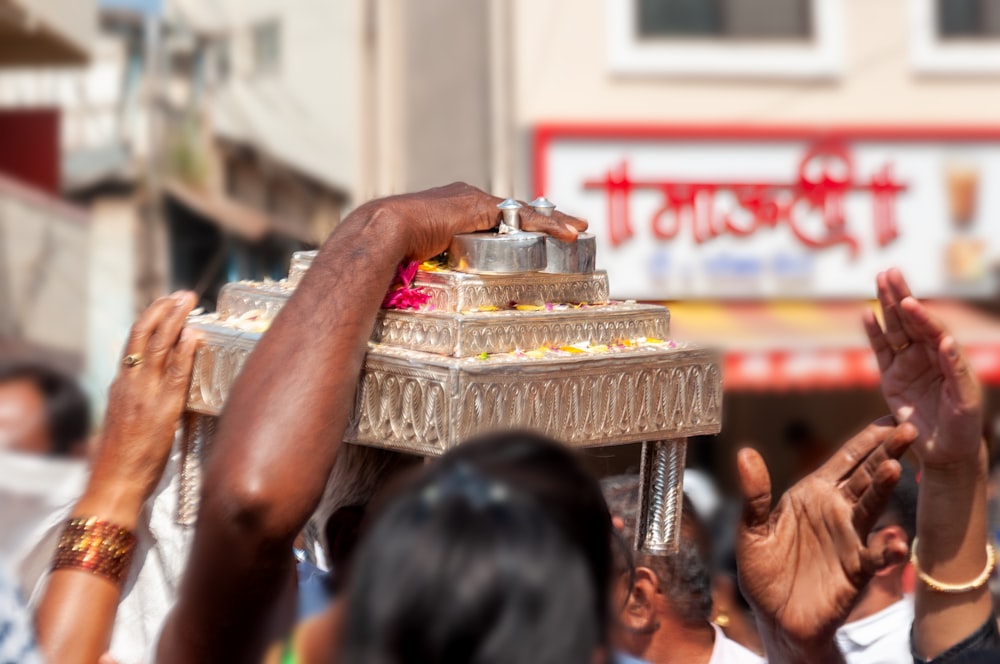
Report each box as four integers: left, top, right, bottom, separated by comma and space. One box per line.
35, 291, 201, 664
865, 269, 993, 660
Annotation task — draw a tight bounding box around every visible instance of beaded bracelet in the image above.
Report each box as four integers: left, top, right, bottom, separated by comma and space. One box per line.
52, 516, 137, 586
911, 536, 998, 594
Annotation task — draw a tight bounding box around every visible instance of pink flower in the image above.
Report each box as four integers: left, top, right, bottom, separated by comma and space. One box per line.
399, 261, 419, 287
382, 261, 432, 310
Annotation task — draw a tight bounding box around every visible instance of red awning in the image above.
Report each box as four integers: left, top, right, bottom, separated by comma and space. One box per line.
665, 301, 1000, 391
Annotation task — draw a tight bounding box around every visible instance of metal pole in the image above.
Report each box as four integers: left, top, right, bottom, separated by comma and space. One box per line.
636, 438, 688, 555
177, 411, 216, 525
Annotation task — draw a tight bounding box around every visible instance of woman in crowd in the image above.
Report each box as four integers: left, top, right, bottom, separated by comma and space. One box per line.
33, 291, 200, 663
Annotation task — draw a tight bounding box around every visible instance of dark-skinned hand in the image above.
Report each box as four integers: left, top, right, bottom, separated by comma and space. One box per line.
736, 418, 917, 657
366, 182, 588, 262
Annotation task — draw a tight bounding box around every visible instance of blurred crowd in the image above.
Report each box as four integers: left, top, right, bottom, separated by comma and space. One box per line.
1, 183, 999, 664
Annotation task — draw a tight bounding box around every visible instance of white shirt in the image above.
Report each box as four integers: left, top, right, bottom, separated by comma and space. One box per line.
13, 445, 195, 664
709, 624, 766, 664
836, 598, 914, 664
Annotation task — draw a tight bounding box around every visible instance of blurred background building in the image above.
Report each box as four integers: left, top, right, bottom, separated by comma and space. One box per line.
1, 0, 999, 488
0, 0, 97, 377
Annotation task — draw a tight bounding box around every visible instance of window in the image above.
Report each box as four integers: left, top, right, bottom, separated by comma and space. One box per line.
214, 38, 231, 82
252, 20, 281, 74
608, 0, 842, 78
637, 0, 812, 40
936, 0, 1000, 38
910, 0, 1000, 73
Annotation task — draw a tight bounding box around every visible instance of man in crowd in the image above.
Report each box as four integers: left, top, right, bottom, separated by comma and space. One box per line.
836, 465, 919, 663
603, 475, 763, 664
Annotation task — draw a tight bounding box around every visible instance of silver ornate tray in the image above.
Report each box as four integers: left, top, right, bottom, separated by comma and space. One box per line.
184, 225, 722, 555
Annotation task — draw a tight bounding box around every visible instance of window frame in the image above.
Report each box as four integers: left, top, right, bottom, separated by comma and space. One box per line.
251, 19, 282, 76
607, 0, 844, 79
910, 0, 1000, 74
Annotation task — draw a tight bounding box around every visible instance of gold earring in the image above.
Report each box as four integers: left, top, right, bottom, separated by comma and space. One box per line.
714, 612, 730, 628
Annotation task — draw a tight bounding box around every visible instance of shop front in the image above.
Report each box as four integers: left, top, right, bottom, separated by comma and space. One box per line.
534, 124, 1000, 490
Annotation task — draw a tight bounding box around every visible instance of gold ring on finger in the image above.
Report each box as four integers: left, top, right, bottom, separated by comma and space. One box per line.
122, 353, 144, 368
890, 341, 910, 353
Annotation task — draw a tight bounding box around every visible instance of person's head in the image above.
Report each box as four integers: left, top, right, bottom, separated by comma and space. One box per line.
602, 475, 714, 654
865, 462, 918, 590
303, 444, 420, 575
0, 362, 89, 457
339, 431, 614, 664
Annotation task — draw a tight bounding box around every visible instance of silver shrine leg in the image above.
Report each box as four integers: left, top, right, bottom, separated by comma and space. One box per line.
636, 439, 688, 555
177, 412, 217, 526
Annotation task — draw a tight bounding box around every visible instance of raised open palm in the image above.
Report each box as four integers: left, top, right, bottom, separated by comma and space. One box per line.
863, 269, 982, 467
737, 419, 915, 653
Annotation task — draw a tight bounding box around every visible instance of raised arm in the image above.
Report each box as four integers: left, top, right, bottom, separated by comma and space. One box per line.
35, 291, 199, 664
158, 184, 587, 664
864, 268, 991, 660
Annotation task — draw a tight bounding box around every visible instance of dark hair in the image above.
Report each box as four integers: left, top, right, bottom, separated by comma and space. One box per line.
339, 431, 613, 664
647, 496, 714, 624
601, 475, 713, 625
323, 504, 365, 593
950, 651, 1000, 664
0, 362, 90, 455
882, 463, 918, 544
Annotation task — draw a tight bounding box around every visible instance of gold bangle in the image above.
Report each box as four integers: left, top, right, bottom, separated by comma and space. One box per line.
52, 516, 137, 586
911, 536, 997, 594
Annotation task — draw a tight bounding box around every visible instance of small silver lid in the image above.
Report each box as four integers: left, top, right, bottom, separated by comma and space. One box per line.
497, 198, 523, 210
529, 196, 556, 217
497, 198, 523, 234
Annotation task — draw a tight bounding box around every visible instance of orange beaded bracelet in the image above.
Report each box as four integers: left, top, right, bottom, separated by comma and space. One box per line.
52, 517, 137, 586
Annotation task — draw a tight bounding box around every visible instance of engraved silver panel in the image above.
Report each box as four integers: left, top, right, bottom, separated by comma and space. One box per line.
372, 303, 670, 357
450, 349, 720, 448
287, 250, 317, 286
411, 270, 610, 312
186, 322, 261, 416
283, 249, 611, 314
346, 354, 454, 456
186, 325, 722, 455
218, 281, 294, 320
221, 271, 611, 319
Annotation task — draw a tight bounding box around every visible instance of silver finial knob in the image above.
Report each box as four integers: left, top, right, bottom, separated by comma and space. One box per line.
529, 196, 556, 217
497, 198, 523, 234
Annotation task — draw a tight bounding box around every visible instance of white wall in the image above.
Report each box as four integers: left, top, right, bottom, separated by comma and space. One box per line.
204, 0, 361, 198
0, 176, 89, 357
85, 197, 137, 414
512, 0, 1000, 126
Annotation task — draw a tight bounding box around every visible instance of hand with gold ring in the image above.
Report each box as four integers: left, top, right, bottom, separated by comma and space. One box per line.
36, 297, 200, 664
80, 291, 201, 527
863, 269, 983, 470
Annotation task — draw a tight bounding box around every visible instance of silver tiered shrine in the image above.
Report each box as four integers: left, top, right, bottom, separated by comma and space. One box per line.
181, 198, 721, 554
